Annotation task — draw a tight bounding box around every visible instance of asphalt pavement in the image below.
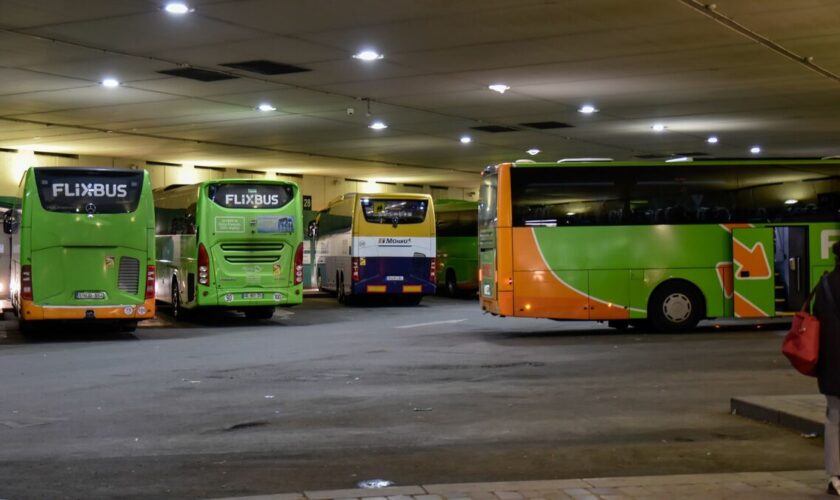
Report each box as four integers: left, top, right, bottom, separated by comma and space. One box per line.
0, 296, 821, 499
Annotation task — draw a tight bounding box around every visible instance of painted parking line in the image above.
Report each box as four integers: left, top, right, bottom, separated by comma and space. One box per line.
395, 319, 467, 329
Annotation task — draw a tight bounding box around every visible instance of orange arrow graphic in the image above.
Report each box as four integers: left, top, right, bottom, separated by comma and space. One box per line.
733, 240, 771, 280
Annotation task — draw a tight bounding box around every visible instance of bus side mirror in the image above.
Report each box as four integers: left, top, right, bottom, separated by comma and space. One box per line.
3, 211, 17, 234
308, 221, 318, 239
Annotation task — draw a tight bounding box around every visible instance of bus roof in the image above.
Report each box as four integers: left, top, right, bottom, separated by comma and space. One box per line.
155, 178, 299, 195
503, 158, 840, 169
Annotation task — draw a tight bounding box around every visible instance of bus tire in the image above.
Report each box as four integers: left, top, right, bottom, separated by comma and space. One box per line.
172, 280, 188, 321
120, 320, 138, 333
18, 317, 37, 336
648, 280, 704, 332
337, 273, 346, 304
245, 307, 275, 320
446, 269, 458, 297
402, 295, 423, 306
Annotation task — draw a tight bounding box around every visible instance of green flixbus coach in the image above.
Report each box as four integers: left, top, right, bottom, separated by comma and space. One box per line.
479, 158, 840, 331
154, 179, 304, 320
5, 167, 156, 332
435, 199, 478, 296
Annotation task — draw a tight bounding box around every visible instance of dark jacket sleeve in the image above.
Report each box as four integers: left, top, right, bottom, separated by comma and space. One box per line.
817, 271, 840, 396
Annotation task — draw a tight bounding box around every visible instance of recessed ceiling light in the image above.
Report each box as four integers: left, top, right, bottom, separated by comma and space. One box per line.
707, 135, 719, 144
785, 199, 798, 205
566, 212, 575, 216
257, 103, 276, 112
651, 123, 666, 132
353, 50, 384, 61
750, 145, 762, 154
578, 104, 598, 114
164, 2, 191, 14
526, 148, 540, 156
460, 135, 472, 144
101, 78, 120, 88
369, 121, 387, 130
488, 84, 510, 94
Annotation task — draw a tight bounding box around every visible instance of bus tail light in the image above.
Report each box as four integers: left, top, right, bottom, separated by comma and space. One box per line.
429, 257, 436, 281
294, 243, 304, 286
21, 265, 32, 301
145, 266, 156, 299
198, 243, 210, 286
351, 257, 360, 282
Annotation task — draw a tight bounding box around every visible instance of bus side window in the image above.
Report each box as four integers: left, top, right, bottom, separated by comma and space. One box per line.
184, 203, 197, 235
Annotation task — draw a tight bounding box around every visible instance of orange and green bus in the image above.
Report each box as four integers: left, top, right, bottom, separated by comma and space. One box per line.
5, 167, 156, 332
435, 199, 478, 296
154, 179, 304, 320
479, 159, 840, 331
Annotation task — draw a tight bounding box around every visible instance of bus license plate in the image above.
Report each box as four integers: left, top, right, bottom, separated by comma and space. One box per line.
242, 293, 264, 299
75, 291, 106, 300
386, 276, 404, 281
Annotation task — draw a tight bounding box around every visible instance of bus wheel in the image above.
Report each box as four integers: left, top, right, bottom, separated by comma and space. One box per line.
337, 274, 346, 304
245, 307, 275, 320
446, 269, 458, 297
18, 317, 37, 336
120, 320, 138, 333
402, 295, 423, 306
172, 281, 188, 321
648, 281, 704, 332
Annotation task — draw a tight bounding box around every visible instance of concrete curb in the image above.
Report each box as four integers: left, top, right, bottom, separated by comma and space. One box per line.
731, 394, 823, 436
209, 470, 825, 499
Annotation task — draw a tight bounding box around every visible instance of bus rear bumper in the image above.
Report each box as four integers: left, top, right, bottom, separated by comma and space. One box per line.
352, 282, 435, 295
21, 299, 156, 321
199, 287, 303, 307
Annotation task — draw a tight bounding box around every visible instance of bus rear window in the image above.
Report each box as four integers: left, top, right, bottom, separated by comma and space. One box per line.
34, 169, 144, 214
361, 198, 428, 224
207, 183, 294, 209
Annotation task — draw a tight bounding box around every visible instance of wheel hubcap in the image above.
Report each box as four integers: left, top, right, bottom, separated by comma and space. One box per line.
662, 293, 691, 323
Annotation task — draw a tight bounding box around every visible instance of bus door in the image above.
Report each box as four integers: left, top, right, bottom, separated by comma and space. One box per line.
732, 227, 775, 318
773, 226, 809, 312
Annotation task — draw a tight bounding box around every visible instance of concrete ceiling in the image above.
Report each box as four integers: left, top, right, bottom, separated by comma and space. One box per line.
1, 0, 839, 187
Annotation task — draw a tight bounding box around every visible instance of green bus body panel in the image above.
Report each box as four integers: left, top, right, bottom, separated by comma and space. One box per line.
436, 236, 478, 288
435, 199, 479, 290
732, 228, 775, 317
22, 169, 155, 306
155, 179, 304, 309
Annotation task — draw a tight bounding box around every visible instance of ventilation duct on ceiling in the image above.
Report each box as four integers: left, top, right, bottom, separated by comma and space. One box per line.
220, 60, 310, 75
470, 125, 519, 133
519, 121, 574, 129
158, 68, 238, 82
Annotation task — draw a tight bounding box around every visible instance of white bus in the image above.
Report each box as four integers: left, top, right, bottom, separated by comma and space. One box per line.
312, 193, 436, 305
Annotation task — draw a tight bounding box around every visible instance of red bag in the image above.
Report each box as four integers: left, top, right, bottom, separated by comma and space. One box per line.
782, 311, 820, 376
782, 277, 827, 377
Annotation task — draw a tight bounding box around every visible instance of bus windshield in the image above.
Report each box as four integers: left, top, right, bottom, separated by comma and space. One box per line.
34, 169, 144, 214
478, 171, 497, 229
207, 183, 294, 209
361, 198, 427, 224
